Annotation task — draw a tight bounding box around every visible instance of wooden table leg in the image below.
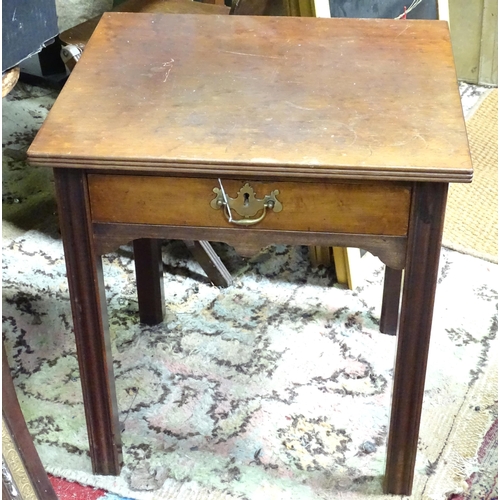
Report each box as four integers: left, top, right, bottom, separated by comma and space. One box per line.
384, 182, 448, 495
54, 168, 122, 476
380, 267, 403, 336
133, 239, 166, 325
3, 344, 58, 499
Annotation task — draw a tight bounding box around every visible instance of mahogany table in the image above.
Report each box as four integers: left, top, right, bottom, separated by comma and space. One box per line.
28, 13, 472, 495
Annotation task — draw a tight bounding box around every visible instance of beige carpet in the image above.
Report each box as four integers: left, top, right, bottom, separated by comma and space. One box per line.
443, 89, 498, 263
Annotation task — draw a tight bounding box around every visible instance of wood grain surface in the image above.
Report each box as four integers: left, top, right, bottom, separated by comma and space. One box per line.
28, 14, 472, 182
88, 174, 411, 235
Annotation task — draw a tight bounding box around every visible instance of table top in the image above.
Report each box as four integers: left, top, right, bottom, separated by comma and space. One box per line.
28, 13, 472, 182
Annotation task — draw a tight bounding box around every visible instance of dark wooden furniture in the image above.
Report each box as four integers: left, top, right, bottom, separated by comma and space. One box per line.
27, 13, 472, 495
3, 345, 58, 500
2, 0, 59, 73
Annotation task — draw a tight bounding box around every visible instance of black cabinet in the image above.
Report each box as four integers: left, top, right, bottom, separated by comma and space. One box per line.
2, 0, 59, 72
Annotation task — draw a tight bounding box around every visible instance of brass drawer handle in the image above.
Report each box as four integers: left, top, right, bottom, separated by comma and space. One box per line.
210, 181, 283, 226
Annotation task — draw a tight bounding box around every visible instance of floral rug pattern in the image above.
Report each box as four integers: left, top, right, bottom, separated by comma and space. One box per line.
2, 231, 498, 500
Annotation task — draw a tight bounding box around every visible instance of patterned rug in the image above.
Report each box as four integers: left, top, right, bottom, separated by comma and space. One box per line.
2, 233, 498, 500
449, 419, 498, 500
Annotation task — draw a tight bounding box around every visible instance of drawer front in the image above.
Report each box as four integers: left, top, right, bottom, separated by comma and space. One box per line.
88, 174, 411, 236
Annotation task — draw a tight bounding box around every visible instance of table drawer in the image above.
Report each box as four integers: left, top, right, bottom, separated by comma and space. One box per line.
88, 174, 411, 236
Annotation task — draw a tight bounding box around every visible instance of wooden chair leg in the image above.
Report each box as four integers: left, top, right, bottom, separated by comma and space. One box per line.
54, 168, 122, 476
133, 239, 166, 325
380, 267, 403, 335
184, 240, 233, 288
134, 238, 232, 325
3, 345, 58, 499
384, 182, 448, 494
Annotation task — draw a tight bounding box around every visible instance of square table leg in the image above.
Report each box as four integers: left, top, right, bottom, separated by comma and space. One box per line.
380, 267, 403, 336
133, 239, 166, 326
54, 168, 122, 475
384, 182, 448, 495
134, 238, 234, 324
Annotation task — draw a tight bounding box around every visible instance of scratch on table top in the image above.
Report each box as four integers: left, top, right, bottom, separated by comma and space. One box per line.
396, 25, 409, 38
285, 101, 316, 111
345, 125, 358, 147
413, 133, 428, 148
232, 75, 260, 81
389, 133, 429, 149
162, 59, 174, 82
219, 50, 283, 59
329, 122, 358, 147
